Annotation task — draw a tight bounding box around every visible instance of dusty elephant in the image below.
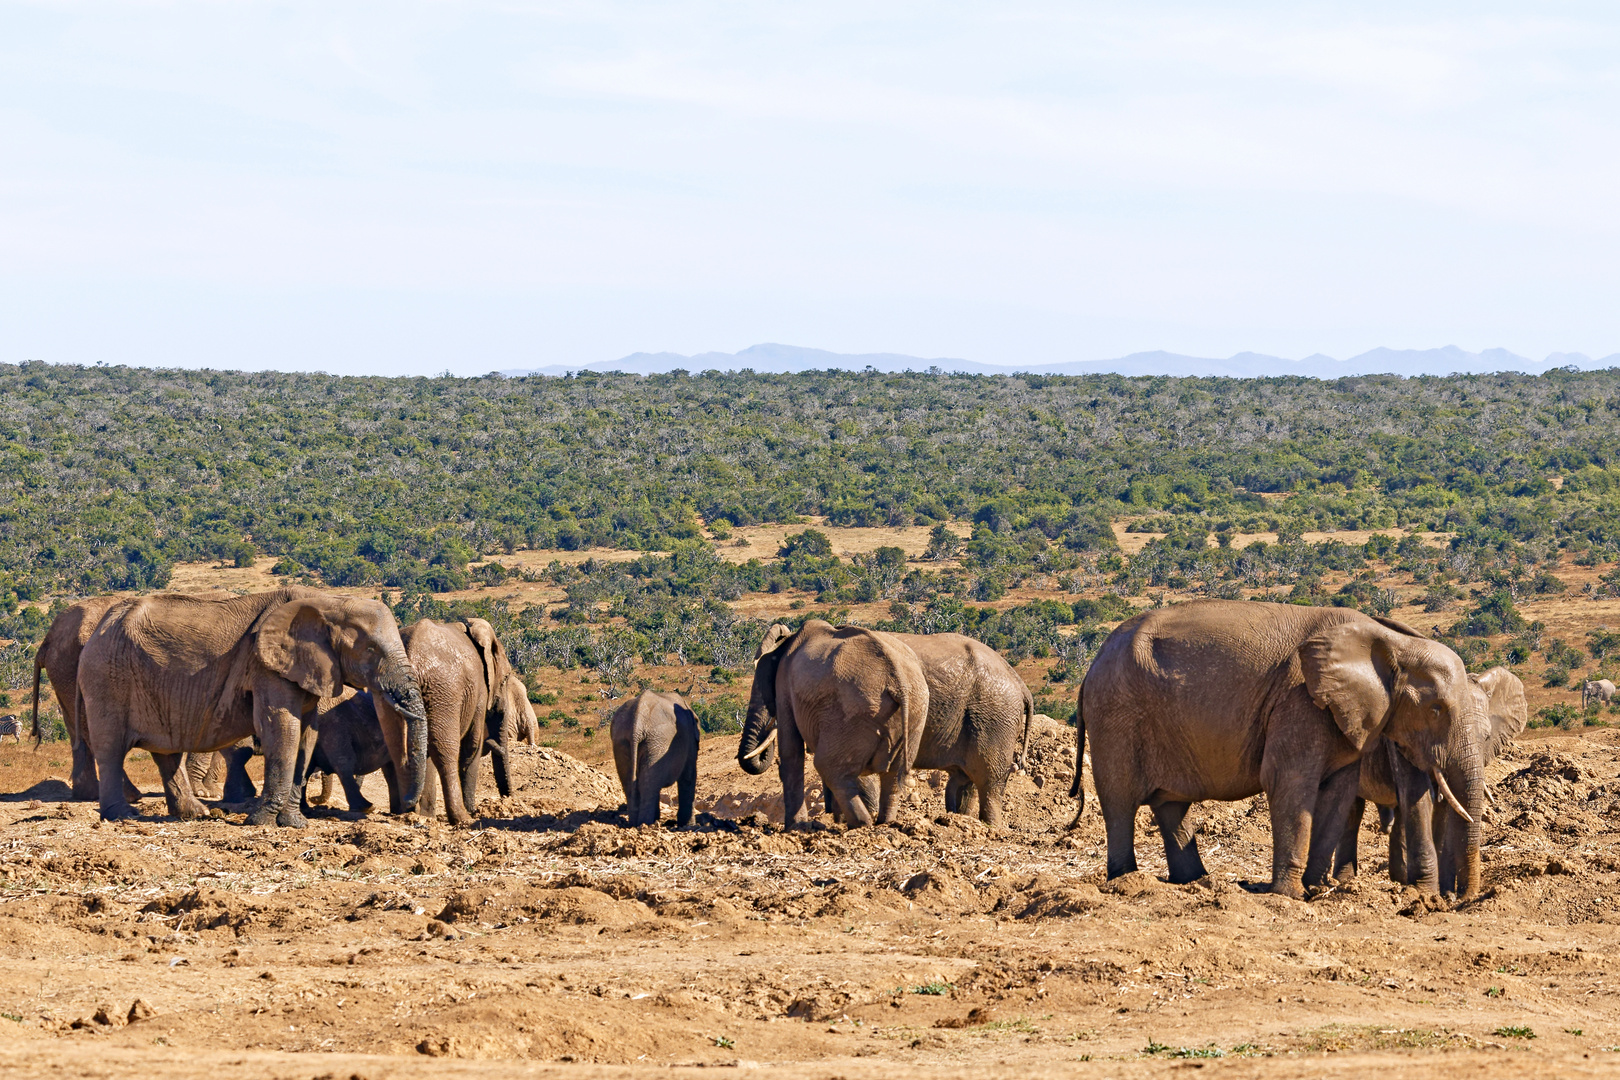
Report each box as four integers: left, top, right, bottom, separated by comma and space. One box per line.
1335, 665, 1526, 896
300, 690, 399, 814
1582, 679, 1616, 710
737, 620, 927, 827
78, 588, 430, 827
31, 595, 134, 801
1075, 601, 1487, 900
381, 617, 535, 826
743, 630, 1036, 827
611, 690, 700, 827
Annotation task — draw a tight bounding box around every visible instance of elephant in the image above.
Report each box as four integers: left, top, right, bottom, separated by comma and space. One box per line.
1074, 601, 1487, 900
736, 620, 928, 827
380, 617, 535, 826
33, 594, 228, 804
742, 631, 1036, 827
1582, 679, 1616, 710
32, 595, 131, 801
300, 690, 399, 814
1334, 666, 1526, 896
611, 690, 700, 827
77, 588, 429, 827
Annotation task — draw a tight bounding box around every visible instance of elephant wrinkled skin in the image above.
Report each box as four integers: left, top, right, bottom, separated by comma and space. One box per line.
738, 620, 927, 827
78, 589, 430, 828
1075, 601, 1487, 900
383, 617, 536, 826
611, 690, 700, 827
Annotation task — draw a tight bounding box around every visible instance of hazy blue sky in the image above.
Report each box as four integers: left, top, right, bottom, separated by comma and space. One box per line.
2, 2, 1617, 374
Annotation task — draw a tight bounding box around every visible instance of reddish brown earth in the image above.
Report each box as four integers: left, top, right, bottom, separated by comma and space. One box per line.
3, 716, 1620, 1079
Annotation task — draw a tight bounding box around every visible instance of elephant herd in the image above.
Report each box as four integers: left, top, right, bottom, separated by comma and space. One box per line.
27, 591, 1530, 905
736, 605, 1526, 904
30, 587, 537, 828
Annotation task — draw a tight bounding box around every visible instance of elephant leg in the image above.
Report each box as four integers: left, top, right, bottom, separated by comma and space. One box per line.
1098, 791, 1140, 879
944, 769, 970, 814
830, 772, 875, 827
676, 751, 697, 828
307, 770, 332, 806
857, 774, 881, 819
339, 770, 373, 813
977, 769, 1007, 829
1333, 797, 1365, 883
1387, 808, 1408, 885
154, 752, 209, 819
222, 745, 258, 803
1304, 763, 1360, 888
248, 703, 308, 829
418, 765, 441, 819
96, 738, 138, 821
1263, 772, 1321, 900
427, 728, 471, 826
1388, 746, 1438, 894
68, 722, 101, 802
381, 761, 401, 815
458, 722, 482, 819
1150, 799, 1206, 883
778, 721, 809, 826
491, 745, 512, 798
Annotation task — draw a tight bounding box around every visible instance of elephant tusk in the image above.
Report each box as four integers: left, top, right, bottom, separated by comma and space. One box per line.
1432, 768, 1473, 825
740, 728, 778, 762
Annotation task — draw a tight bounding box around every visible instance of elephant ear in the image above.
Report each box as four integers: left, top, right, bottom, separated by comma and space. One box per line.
1471, 666, 1527, 758
1299, 619, 1398, 752
462, 618, 505, 701
756, 623, 793, 660
256, 598, 344, 698
1372, 614, 1427, 638
674, 699, 701, 742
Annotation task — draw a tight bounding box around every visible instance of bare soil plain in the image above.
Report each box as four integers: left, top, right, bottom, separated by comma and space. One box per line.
3, 717, 1620, 1080
8, 522, 1620, 1078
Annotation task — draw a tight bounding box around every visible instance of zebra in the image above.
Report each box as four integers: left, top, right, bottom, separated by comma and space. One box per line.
0, 715, 22, 743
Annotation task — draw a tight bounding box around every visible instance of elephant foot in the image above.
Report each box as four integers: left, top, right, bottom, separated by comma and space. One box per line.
276, 807, 309, 829
245, 802, 282, 827
351, 798, 375, 815
174, 797, 210, 820
99, 802, 138, 822
1269, 879, 1307, 901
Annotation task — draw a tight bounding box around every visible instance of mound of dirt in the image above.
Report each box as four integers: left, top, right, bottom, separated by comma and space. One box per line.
435, 880, 658, 930
505, 745, 624, 813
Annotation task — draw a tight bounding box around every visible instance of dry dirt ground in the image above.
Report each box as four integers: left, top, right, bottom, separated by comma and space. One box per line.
4, 716, 1620, 1080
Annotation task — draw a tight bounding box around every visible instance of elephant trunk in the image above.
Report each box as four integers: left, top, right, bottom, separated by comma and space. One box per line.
1450, 730, 1486, 900
373, 655, 429, 811
738, 699, 776, 775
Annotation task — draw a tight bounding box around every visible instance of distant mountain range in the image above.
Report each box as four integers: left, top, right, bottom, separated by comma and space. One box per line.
503, 342, 1620, 380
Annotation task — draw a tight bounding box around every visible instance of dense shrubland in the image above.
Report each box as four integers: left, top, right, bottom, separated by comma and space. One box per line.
6, 361, 1620, 704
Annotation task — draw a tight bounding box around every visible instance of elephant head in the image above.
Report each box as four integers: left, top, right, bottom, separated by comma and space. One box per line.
738, 623, 794, 775
1430, 666, 1526, 894
255, 595, 430, 811
1301, 616, 1488, 896
462, 617, 538, 797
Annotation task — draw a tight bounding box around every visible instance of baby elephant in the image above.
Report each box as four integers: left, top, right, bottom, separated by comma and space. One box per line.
610, 691, 700, 827
304, 691, 400, 814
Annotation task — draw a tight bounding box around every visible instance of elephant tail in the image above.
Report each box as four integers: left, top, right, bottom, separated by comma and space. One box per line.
1014, 685, 1035, 774
1068, 677, 1086, 827
29, 653, 44, 747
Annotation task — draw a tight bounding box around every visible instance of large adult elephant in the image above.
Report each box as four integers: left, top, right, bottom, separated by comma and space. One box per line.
1335, 666, 1526, 896
736, 620, 927, 827
756, 632, 1035, 826
78, 588, 429, 827
1583, 679, 1616, 710
1074, 601, 1486, 900
380, 617, 536, 826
